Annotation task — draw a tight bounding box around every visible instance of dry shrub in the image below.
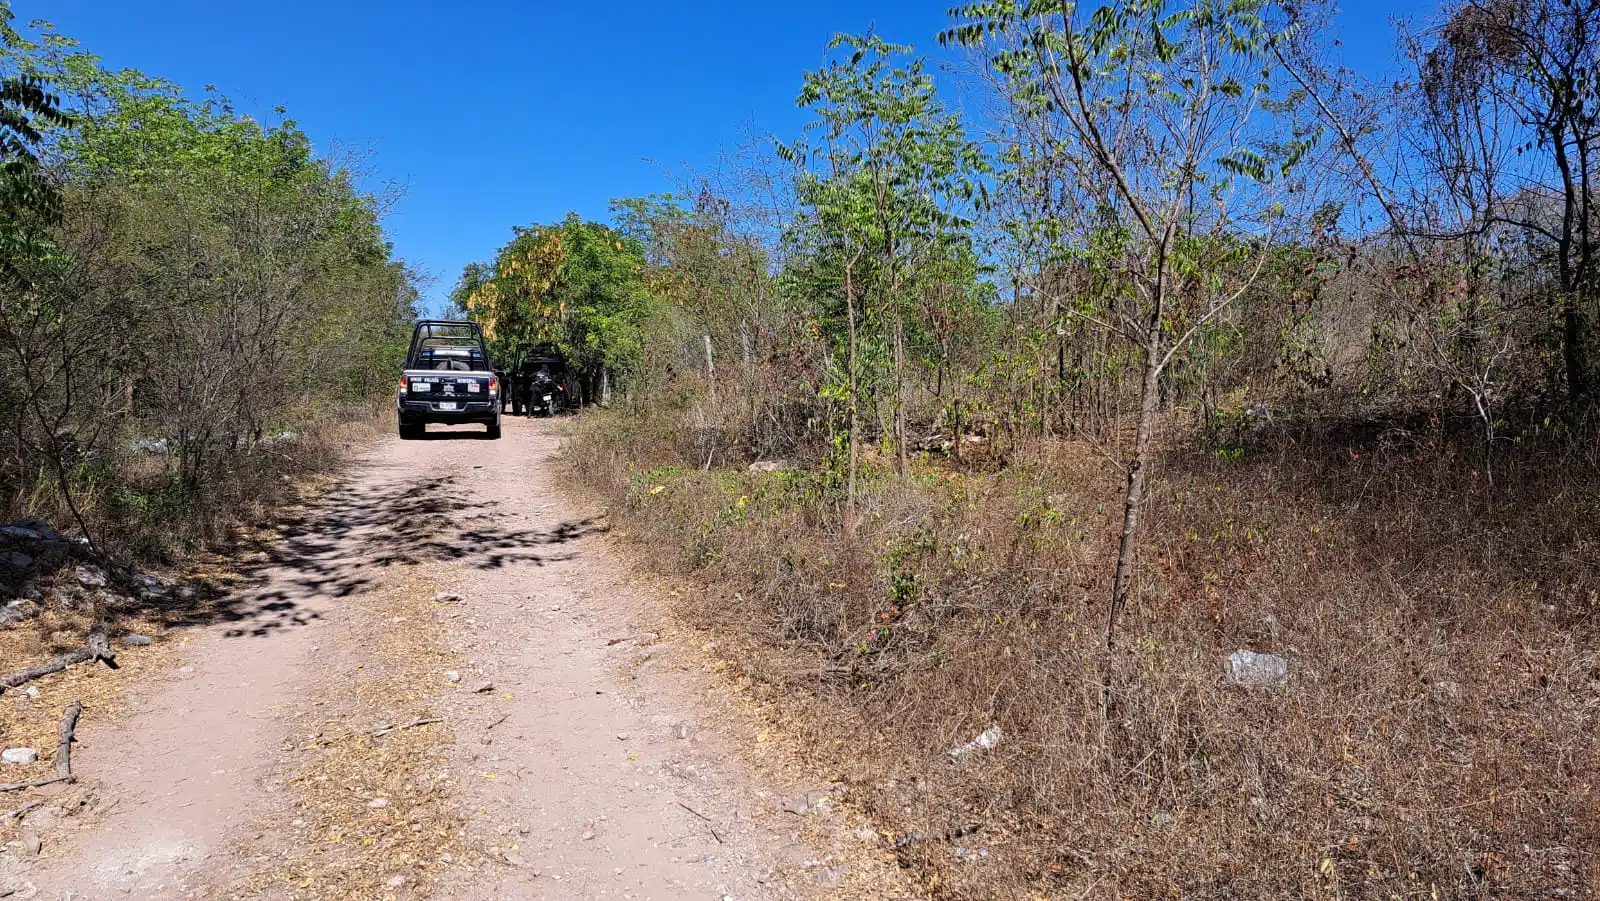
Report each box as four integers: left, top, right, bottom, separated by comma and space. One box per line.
565, 405, 1599, 900
4, 405, 390, 565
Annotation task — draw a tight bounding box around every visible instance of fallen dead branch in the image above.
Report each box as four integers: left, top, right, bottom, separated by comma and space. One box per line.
676, 800, 724, 843
371, 717, 442, 737
0, 701, 83, 793
1, 800, 44, 823
55, 700, 83, 780
0, 775, 69, 793
891, 822, 982, 850
0, 631, 118, 697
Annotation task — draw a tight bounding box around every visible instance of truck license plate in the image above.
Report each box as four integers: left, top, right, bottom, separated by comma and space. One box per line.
438, 402, 458, 411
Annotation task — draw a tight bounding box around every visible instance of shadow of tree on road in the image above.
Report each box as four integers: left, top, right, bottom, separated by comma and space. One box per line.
152, 469, 605, 638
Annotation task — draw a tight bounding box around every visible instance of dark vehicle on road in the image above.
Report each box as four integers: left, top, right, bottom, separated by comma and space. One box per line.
397, 320, 501, 439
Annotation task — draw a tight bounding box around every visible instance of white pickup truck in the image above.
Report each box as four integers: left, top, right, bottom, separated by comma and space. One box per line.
396, 320, 502, 439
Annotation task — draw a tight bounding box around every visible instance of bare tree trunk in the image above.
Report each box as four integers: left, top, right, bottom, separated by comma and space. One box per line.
952, 397, 962, 465
703, 334, 716, 396
1107, 280, 1167, 649
893, 317, 907, 479
844, 258, 860, 537
1553, 126, 1590, 403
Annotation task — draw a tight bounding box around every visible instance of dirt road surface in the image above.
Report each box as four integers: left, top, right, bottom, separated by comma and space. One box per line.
3, 418, 883, 900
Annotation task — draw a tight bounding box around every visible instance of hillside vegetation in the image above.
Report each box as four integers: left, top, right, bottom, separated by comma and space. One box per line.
460, 0, 1600, 896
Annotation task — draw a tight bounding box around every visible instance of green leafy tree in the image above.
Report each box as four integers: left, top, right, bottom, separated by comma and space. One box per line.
461, 214, 656, 394
780, 34, 988, 525
0, 2, 68, 277
947, 0, 1311, 646
1, 15, 414, 536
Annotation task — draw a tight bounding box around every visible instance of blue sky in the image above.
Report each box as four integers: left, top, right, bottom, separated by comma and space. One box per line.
38, 0, 1432, 313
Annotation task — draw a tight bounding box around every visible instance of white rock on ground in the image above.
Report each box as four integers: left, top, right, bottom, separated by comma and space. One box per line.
1225, 649, 1289, 687
949, 726, 1004, 759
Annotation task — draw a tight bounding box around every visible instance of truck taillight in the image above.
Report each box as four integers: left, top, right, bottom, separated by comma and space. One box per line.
488, 375, 499, 396
398, 376, 408, 394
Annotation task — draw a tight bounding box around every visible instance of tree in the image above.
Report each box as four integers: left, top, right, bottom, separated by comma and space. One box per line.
0, 1, 81, 540
780, 34, 987, 525
446, 261, 490, 319
0, 4, 67, 265
1412, 0, 1600, 404
947, 0, 1310, 646
459, 215, 657, 396
0, 14, 414, 540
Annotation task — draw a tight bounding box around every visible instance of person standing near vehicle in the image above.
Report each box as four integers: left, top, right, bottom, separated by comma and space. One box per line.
509, 365, 526, 416
530, 367, 543, 416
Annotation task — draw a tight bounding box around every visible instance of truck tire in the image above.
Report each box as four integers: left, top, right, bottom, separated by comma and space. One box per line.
398, 420, 423, 440
486, 423, 501, 440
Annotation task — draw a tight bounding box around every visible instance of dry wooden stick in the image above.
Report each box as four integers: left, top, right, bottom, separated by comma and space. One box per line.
1, 800, 44, 823
371, 717, 442, 737
0, 701, 83, 793
0, 775, 69, 793
676, 801, 724, 843
0, 631, 117, 697
55, 700, 82, 780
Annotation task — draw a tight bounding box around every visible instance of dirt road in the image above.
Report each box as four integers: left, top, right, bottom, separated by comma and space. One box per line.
3, 418, 875, 900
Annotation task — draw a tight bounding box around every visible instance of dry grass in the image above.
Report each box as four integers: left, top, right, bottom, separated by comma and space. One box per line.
565, 406, 1600, 900
216, 571, 479, 901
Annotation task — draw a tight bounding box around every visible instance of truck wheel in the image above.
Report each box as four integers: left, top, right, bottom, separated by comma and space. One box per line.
398, 420, 422, 440
486, 423, 502, 440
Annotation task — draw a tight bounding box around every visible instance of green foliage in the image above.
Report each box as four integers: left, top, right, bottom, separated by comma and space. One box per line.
459, 213, 657, 376
779, 33, 993, 478
780, 33, 988, 326
0, 3, 68, 283
0, 9, 415, 538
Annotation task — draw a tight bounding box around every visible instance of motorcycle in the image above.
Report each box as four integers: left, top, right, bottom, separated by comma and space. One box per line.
530, 375, 562, 417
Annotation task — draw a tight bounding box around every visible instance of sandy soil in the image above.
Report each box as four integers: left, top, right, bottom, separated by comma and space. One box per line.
1, 417, 894, 901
